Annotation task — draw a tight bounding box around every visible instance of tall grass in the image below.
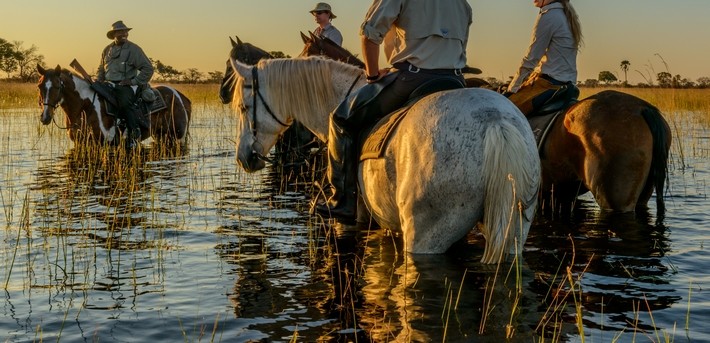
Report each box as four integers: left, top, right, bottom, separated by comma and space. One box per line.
0, 81, 39, 110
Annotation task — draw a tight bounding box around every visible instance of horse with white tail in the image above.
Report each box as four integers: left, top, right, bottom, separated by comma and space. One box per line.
228, 56, 541, 264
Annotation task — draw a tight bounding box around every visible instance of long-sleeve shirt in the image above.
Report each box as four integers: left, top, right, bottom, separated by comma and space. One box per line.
508, 2, 577, 93
360, 0, 471, 70
315, 23, 344, 46
97, 41, 153, 86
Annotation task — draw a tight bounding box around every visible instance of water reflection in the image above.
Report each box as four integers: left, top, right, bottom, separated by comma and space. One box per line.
23, 144, 190, 309
525, 199, 680, 336
212, 156, 682, 341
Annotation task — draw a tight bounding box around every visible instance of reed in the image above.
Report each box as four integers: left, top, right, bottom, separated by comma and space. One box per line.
0, 81, 38, 110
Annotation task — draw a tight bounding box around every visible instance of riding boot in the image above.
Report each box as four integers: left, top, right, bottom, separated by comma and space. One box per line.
124, 107, 142, 149
312, 119, 357, 224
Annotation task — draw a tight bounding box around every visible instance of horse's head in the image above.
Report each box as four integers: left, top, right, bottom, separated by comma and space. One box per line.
219, 36, 272, 104
299, 31, 365, 69
36, 64, 71, 125
228, 58, 290, 173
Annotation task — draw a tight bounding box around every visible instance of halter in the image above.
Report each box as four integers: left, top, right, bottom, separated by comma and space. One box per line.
40, 78, 64, 109
248, 67, 289, 163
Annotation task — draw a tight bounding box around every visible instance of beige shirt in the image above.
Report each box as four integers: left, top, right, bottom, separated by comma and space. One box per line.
508, 3, 578, 93
360, 0, 472, 70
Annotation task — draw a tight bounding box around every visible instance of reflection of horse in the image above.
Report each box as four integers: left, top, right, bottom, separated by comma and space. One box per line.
37, 65, 191, 146
525, 203, 680, 336
229, 56, 541, 263
220, 36, 319, 165
537, 90, 671, 215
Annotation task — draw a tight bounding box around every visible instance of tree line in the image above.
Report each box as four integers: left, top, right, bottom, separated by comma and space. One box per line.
1, 36, 291, 84
3, 37, 708, 88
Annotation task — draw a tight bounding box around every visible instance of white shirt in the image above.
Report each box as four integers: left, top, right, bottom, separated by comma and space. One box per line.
508, 3, 578, 93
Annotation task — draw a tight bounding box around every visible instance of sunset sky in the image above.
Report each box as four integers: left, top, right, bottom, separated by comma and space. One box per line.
2, 0, 708, 84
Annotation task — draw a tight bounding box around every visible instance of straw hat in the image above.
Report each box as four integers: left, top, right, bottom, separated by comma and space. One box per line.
107, 20, 132, 39
309, 2, 336, 19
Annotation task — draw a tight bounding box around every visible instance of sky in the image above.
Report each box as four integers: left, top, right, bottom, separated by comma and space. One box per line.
2, 0, 709, 84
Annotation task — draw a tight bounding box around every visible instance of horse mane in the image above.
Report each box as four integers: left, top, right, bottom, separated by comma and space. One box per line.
233, 57, 362, 129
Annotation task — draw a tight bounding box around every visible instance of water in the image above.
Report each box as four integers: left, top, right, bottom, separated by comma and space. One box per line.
0, 106, 708, 342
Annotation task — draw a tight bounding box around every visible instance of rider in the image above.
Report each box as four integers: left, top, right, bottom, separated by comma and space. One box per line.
312, 0, 471, 224
505, 0, 582, 116
97, 20, 154, 148
310, 2, 343, 46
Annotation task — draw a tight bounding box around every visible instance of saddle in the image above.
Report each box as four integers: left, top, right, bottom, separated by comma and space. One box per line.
103, 86, 167, 130
360, 76, 465, 161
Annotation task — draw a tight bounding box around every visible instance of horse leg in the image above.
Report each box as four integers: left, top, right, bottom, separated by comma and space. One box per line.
583, 146, 652, 212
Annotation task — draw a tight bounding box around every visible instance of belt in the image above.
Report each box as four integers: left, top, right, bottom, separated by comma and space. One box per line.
393, 62, 462, 76
539, 74, 566, 85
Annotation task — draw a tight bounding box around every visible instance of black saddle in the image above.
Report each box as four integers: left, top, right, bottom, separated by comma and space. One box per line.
534, 82, 580, 116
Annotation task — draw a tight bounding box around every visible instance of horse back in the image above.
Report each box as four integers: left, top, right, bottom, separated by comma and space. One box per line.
543, 90, 671, 211
149, 86, 192, 141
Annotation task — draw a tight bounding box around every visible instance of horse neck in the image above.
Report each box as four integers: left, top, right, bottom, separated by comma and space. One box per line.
267, 59, 363, 142
59, 75, 92, 119
62, 74, 117, 141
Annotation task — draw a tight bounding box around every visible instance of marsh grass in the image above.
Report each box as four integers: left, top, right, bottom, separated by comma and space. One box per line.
0, 81, 39, 110
1, 82, 707, 341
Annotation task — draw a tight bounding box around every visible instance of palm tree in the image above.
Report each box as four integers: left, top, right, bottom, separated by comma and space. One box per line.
620, 60, 630, 85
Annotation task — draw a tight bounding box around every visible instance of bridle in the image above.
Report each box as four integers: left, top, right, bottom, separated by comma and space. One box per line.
40, 77, 64, 110
244, 65, 361, 165
39, 76, 70, 129
247, 66, 290, 163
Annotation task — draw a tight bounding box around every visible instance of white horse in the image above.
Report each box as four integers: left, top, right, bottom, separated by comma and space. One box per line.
229, 56, 540, 264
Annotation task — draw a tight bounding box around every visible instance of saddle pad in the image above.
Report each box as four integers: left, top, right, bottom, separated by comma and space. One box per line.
146, 88, 167, 114
527, 111, 563, 151
360, 105, 411, 161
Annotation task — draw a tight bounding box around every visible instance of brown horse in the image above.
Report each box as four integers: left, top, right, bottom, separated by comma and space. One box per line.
299, 31, 366, 68
539, 90, 671, 215
299, 30, 486, 86
219, 36, 272, 104
37, 64, 191, 146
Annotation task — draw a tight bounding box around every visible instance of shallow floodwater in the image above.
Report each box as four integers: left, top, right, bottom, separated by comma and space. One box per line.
0, 104, 708, 342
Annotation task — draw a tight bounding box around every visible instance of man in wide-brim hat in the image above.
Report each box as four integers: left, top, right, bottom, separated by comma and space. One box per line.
106, 20, 132, 39
97, 20, 154, 149
309, 2, 343, 46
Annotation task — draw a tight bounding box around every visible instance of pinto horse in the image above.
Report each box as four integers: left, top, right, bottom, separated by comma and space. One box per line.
538, 90, 671, 215
37, 65, 191, 146
228, 56, 541, 264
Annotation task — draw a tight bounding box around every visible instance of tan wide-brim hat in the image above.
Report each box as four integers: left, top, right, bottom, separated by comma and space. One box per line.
107, 20, 132, 39
309, 2, 336, 19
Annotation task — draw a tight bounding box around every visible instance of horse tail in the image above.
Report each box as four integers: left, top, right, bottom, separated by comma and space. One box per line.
640, 105, 671, 215
479, 120, 540, 264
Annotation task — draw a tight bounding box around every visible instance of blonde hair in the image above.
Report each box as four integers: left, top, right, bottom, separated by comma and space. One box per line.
559, 0, 583, 49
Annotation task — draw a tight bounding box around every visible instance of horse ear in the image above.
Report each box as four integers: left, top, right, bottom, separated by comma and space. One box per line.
54, 65, 61, 73
300, 31, 309, 44
309, 31, 317, 40
37, 63, 46, 74
229, 57, 252, 82
236, 36, 243, 45
230, 36, 237, 48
